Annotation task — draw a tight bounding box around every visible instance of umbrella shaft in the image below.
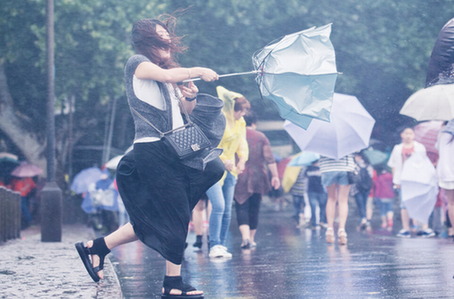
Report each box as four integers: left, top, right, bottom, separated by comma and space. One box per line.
182, 70, 259, 83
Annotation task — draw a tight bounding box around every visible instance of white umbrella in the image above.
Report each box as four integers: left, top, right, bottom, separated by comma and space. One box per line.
105, 155, 123, 170
400, 84, 454, 121
283, 93, 375, 159
401, 153, 438, 224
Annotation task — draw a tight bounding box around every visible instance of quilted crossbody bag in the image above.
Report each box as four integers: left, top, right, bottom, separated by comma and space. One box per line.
131, 88, 211, 160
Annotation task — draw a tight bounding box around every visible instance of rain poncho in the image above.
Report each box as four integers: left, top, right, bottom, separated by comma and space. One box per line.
216, 86, 249, 180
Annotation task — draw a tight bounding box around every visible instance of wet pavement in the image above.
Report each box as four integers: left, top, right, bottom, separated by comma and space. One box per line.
0, 224, 122, 298
110, 198, 454, 299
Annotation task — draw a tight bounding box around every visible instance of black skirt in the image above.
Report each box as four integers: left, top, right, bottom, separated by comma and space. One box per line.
116, 141, 224, 264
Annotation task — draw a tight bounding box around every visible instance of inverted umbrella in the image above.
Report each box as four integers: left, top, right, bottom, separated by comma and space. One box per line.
70, 167, 103, 194
284, 93, 375, 160
400, 153, 438, 224
400, 84, 454, 121
11, 162, 43, 177
287, 152, 320, 167
186, 24, 338, 129
413, 120, 444, 154
252, 24, 338, 129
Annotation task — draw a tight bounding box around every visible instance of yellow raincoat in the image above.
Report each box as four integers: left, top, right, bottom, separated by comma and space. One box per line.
216, 86, 249, 183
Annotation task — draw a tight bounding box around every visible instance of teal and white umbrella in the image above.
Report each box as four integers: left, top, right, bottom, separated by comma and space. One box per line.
253, 24, 338, 129
187, 24, 338, 129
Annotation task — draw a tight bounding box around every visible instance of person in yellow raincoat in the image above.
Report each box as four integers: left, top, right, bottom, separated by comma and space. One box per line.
207, 86, 250, 258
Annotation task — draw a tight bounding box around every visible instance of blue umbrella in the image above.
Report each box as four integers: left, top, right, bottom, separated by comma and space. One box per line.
287, 152, 321, 167
253, 24, 338, 129
70, 167, 103, 194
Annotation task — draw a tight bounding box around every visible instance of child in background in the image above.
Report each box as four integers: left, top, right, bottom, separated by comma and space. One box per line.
374, 166, 395, 229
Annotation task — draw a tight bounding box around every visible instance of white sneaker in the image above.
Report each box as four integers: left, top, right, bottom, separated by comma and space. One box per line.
209, 245, 232, 258
221, 247, 232, 258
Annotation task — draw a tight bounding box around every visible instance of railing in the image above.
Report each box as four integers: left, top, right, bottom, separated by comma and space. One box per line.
0, 187, 21, 243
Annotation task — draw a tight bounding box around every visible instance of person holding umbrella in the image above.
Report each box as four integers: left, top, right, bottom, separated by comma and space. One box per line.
319, 154, 355, 245
436, 120, 454, 240
388, 127, 435, 238
75, 15, 223, 299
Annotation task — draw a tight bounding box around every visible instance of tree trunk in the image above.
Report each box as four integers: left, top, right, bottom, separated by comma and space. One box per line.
0, 61, 47, 175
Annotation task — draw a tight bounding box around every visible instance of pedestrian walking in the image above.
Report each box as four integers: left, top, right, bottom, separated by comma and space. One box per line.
75, 16, 224, 299
388, 127, 435, 238
436, 120, 454, 241
319, 155, 355, 245
305, 161, 328, 229
350, 152, 373, 229
233, 111, 280, 248
206, 86, 250, 258
374, 166, 395, 229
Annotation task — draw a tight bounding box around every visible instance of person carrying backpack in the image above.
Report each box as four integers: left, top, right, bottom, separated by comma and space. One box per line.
350, 152, 373, 229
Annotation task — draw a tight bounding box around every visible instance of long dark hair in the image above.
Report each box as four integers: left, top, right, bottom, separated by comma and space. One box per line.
131, 15, 187, 69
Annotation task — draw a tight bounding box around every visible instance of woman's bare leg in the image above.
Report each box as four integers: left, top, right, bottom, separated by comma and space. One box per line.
87, 222, 138, 279
325, 184, 339, 229
193, 199, 206, 236
446, 189, 454, 235
337, 185, 351, 231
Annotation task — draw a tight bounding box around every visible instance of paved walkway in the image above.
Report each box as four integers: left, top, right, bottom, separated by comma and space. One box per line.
0, 224, 122, 298
110, 198, 454, 298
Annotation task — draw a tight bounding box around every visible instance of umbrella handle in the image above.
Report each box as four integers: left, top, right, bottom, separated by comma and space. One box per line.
182, 70, 259, 83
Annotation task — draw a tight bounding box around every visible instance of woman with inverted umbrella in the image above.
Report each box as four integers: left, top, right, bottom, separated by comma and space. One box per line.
75, 15, 224, 299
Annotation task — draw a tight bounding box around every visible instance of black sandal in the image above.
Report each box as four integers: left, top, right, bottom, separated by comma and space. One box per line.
75, 237, 111, 282
162, 276, 203, 299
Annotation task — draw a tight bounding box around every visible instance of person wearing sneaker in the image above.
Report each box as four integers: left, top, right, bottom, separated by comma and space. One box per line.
305, 161, 328, 229
388, 127, 427, 238
436, 120, 454, 242
75, 17, 225, 298
206, 86, 250, 259
233, 111, 280, 249
289, 167, 308, 228
319, 155, 355, 245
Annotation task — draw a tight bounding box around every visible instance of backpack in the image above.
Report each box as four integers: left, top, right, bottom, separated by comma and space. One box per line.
354, 166, 372, 192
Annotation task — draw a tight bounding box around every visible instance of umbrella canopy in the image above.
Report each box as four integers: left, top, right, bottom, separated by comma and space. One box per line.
70, 167, 103, 194
284, 93, 375, 160
0, 154, 20, 177
287, 152, 320, 167
413, 120, 444, 154
401, 153, 438, 224
11, 162, 43, 177
362, 149, 389, 166
400, 84, 454, 121
252, 24, 338, 129
105, 155, 123, 170
426, 18, 454, 87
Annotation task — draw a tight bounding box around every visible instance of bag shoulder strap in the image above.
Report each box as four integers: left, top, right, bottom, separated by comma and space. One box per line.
130, 85, 194, 138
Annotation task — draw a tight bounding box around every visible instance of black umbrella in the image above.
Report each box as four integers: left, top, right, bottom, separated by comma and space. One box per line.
426, 18, 454, 87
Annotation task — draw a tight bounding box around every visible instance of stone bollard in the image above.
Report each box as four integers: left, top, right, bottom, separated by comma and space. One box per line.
41, 181, 62, 242
5, 189, 12, 240
0, 187, 5, 242
13, 191, 21, 239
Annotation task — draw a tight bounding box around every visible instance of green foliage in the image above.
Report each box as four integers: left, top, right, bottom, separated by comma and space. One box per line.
2, 0, 454, 158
